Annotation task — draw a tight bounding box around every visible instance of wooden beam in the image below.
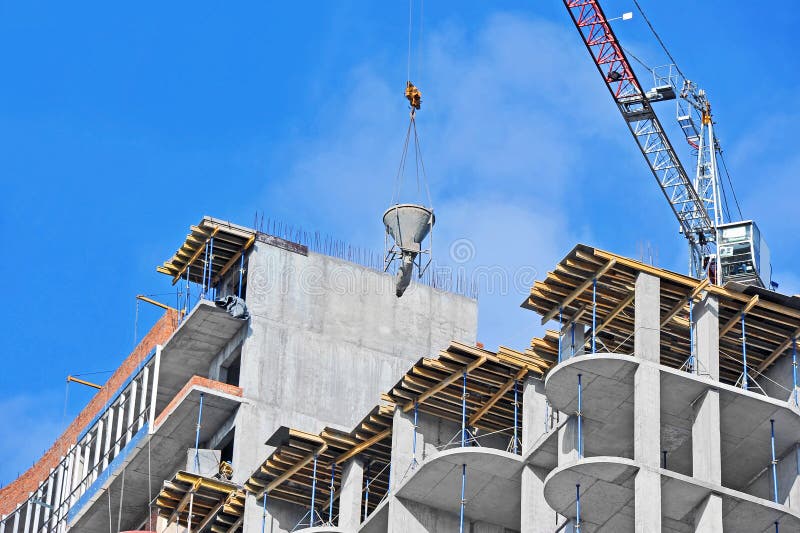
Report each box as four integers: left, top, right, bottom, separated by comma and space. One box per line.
334, 428, 392, 465
720, 295, 760, 337
211, 234, 256, 286
226, 516, 244, 532
167, 479, 202, 526
660, 278, 710, 328
594, 249, 800, 322
170, 226, 220, 284
260, 444, 327, 498
136, 294, 179, 313
194, 499, 225, 532
570, 303, 589, 325
468, 367, 528, 426
594, 291, 635, 335
756, 326, 800, 373
402, 356, 487, 412
541, 259, 616, 324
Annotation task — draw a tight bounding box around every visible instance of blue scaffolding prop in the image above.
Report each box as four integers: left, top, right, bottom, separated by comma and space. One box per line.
558, 307, 563, 363
310, 454, 318, 526
207, 237, 215, 299
575, 483, 581, 532
328, 463, 335, 524
461, 370, 472, 447
363, 463, 371, 522
592, 278, 597, 353
238, 251, 245, 299
577, 374, 583, 458
513, 380, 519, 455
184, 266, 191, 318
770, 419, 779, 503
201, 240, 209, 295
413, 400, 419, 467
688, 297, 696, 373
459, 464, 466, 533
571, 323, 576, 358
741, 314, 749, 390
194, 392, 204, 472
793, 338, 798, 407
261, 493, 268, 533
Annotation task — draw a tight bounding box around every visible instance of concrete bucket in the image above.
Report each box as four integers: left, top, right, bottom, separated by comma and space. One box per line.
383, 204, 435, 252
383, 204, 434, 297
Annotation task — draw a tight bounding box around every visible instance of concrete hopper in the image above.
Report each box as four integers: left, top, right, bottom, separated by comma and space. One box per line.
383, 204, 435, 297
383, 204, 434, 253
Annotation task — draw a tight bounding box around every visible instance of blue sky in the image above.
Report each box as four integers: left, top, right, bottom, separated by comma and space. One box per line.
0, 1, 797, 486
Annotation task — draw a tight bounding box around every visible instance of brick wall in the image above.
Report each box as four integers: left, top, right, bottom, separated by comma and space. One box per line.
0, 310, 179, 515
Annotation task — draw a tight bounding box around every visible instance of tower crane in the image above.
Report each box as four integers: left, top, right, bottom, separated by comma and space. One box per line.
562, 0, 773, 288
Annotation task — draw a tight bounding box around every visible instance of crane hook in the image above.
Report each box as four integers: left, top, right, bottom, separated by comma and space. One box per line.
405, 81, 422, 116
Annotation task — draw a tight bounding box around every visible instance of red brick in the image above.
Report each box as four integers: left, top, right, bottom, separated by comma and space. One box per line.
0, 310, 179, 515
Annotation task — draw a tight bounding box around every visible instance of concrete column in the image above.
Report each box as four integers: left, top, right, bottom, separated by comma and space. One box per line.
521, 366, 558, 533
696, 295, 720, 380
241, 492, 267, 533
521, 465, 557, 533
557, 417, 580, 464
634, 272, 660, 363
521, 377, 549, 452
571, 323, 586, 357
692, 295, 723, 531
338, 459, 364, 532
634, 272, 661, 531
390, 406, 418, 490
693, 494, 723, 533
559, 322, 586, 362
782, 445, 800, 511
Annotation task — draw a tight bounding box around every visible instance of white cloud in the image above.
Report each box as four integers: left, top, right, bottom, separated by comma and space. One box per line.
250, 12, 626, 350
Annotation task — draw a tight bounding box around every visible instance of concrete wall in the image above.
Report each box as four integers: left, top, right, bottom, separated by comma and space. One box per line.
234, 241, 478, 531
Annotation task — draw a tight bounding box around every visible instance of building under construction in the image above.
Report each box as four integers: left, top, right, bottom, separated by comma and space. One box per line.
1, 214, 800, 533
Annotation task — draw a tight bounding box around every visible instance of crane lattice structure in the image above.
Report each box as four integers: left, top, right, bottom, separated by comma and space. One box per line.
563, 0, 723, 280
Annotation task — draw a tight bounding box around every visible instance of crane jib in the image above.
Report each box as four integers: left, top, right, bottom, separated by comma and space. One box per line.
562, 0, 715, 251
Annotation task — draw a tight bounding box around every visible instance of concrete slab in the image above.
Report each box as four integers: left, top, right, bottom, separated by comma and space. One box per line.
156, 300, 246, 414
545, 354, 800, 491
543, 456, 637, 531
68, 381, 244, 533
358, 498, 388, 533
294, 527, 344, 533
523, 418, 566, 470
545, 354, 638, 460
395, 448, 522, 530
544, 457, 800, 533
